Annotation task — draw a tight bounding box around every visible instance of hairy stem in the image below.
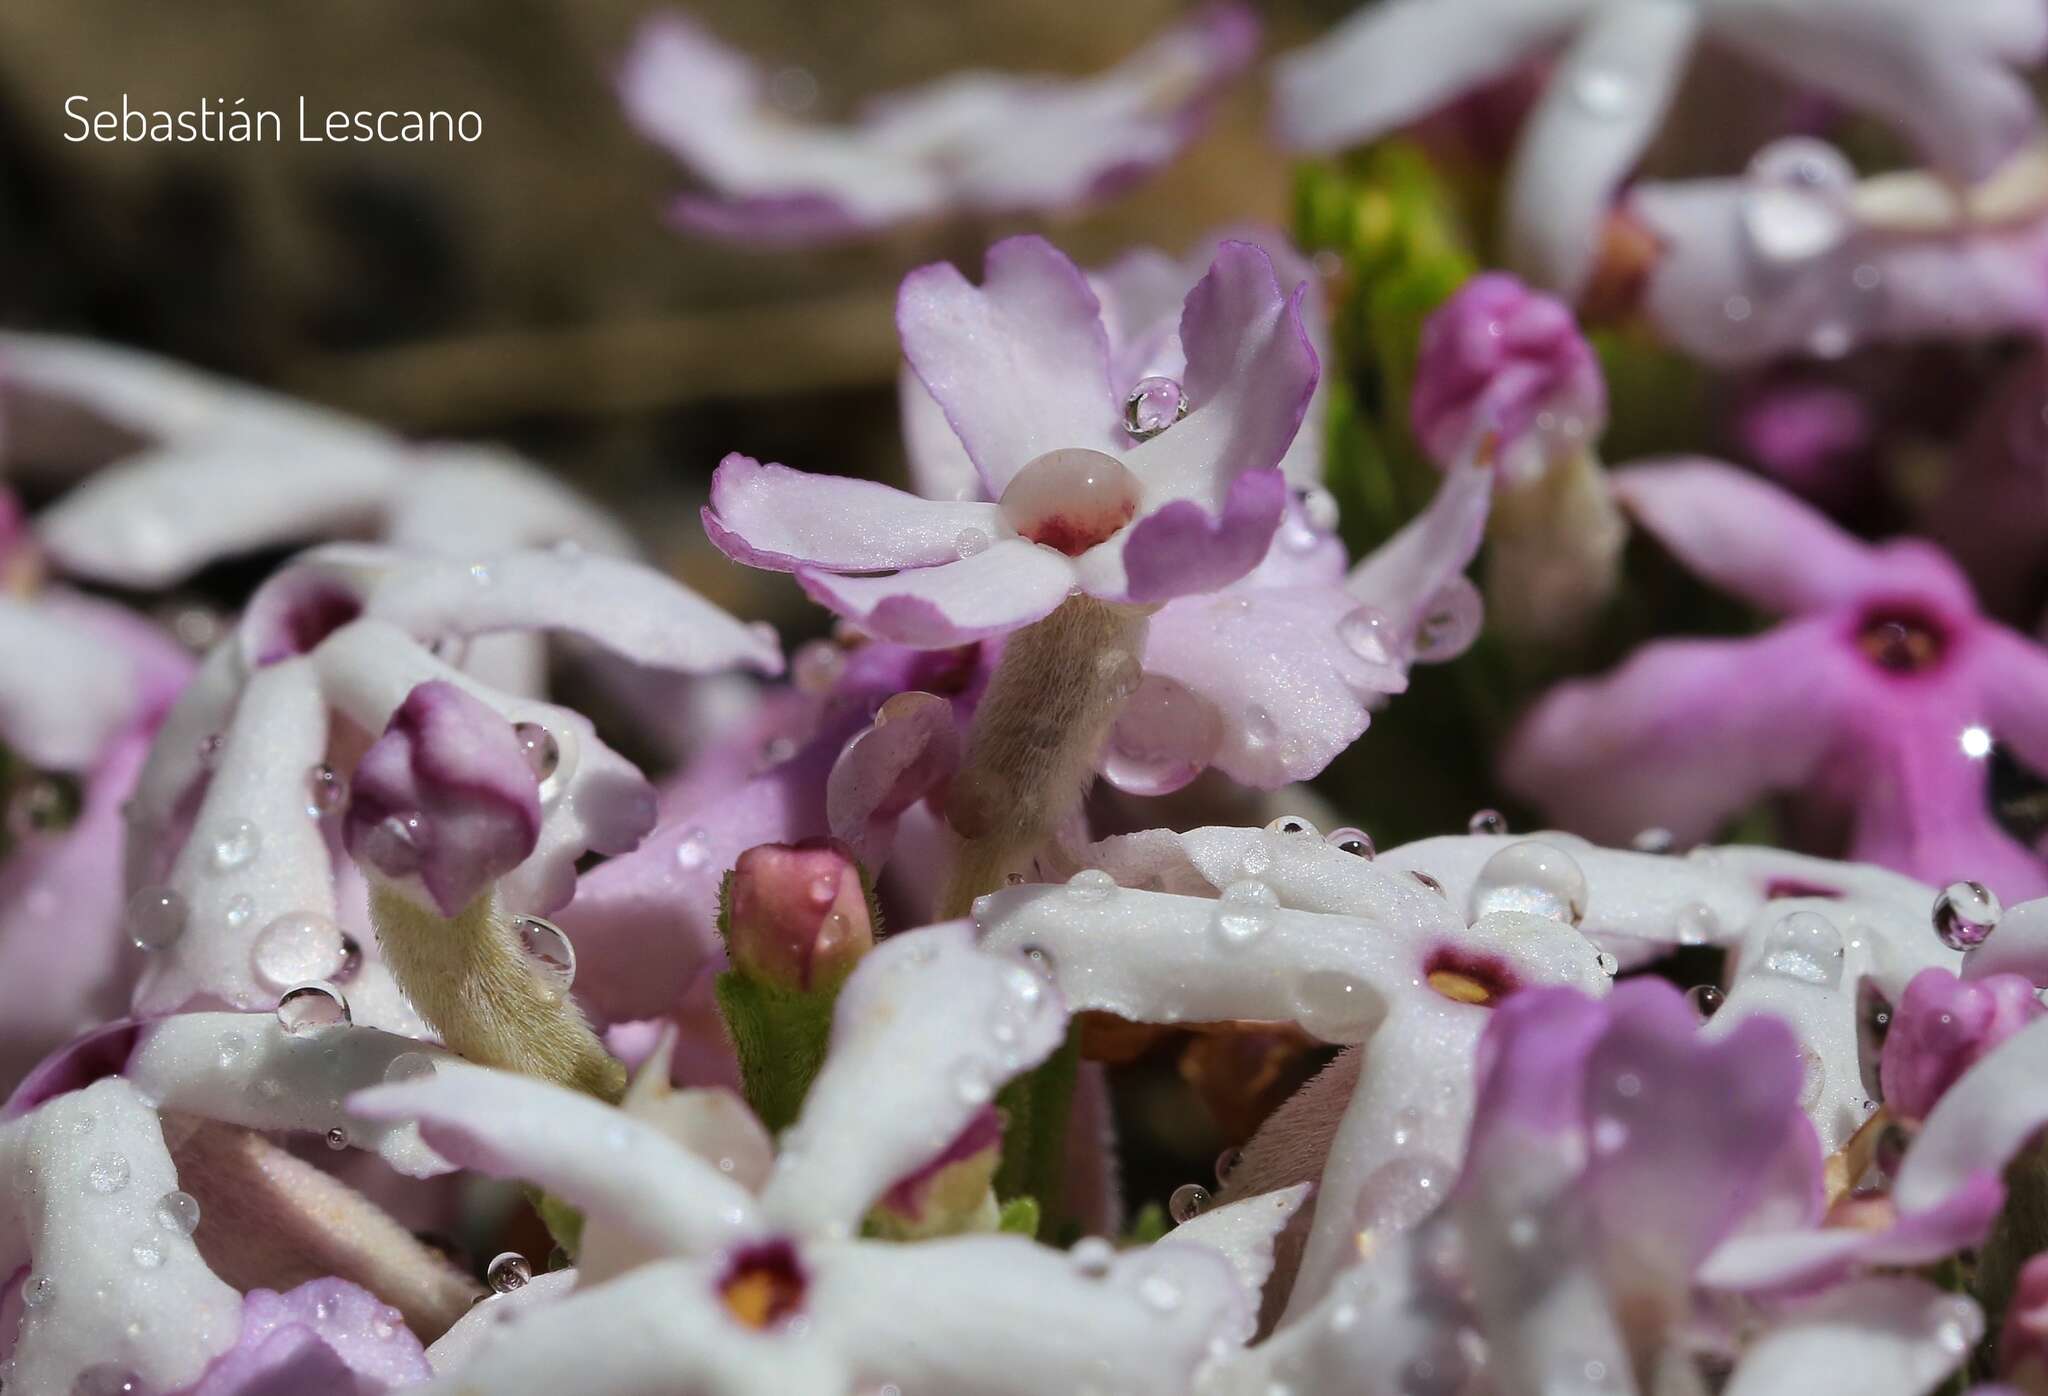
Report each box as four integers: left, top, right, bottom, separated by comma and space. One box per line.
370, 883, 625, 1101
938, 595, 1149, 919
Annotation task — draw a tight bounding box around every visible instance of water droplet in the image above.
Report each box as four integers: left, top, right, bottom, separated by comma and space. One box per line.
1685, 984, 1724, 1019
196, 732, 224, 769
1296, 970, 1379, 1038
999, 449, 1141, 556
1723, 295, 1753, 322
1337, 606, 1393, 665
1123, 376, 1189, 440
486, 1252, 532, 1293
1411, 870, 1446, 896
155, 1191, 201, 1237
1742, 137, 1855, 263
209, 819, 259, 872
1102, 673, 1221, 792
1570, 66, 1631, 117
513, 722, 559, 782
1212, 887, 1275, 947
1354, 1155, 1453, 1235
251, 913, 350, 990
384, 1052, 437, 1085
1069, 1237, 1115, 1277
1469, 840, 1587, 924
24, 1274, 54, 1307
1630, 827, 1674, 854
674, 827, 710, 871
952, 527, 991, 559
126, 887, 187, 952
87, 1151, 131, 1194
516, 917, 578, 999
1303, 487, 1340, 533
1065, 869, 1118, 902
306, 764, 348, 817
224, 894, 255, 930
1244, 706, 1278, 747
276, 981, 351, 1034
130, 1238, 163, 1269
1413, 579, 1482, 660
1169, 1182, 1212, 1224
70, 1366, 145, 1396
1595, 951, 1620, 976
325, 1127, 349, 1151
791, 640, 844, 696
8, 775, 82, 839
1758, 910, 1844, 987
1265, 815, 1318, 837
1326, 826, 1375, 858
1934, 880, 2000, 950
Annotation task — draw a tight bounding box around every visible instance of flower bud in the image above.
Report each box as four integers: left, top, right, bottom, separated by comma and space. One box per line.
1410, 272, 1606, 479
724, 838, 875, 993
1880, 968, 2045, 1122
344, 681, 541, 917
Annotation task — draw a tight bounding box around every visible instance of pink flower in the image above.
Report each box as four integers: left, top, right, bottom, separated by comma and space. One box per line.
178, 1279, 430, 1396
1505, 460, 2048, 898
616, 8, 1256, 245
703, 235, 1318, 644
1880, 967, 2045, 1122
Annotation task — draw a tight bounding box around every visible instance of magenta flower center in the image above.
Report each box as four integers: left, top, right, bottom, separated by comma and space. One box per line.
717, 1239, 806, 1330
1854, 609, 1947, 674
1423, 946, 1519, 1007
998, 448, 1141, 557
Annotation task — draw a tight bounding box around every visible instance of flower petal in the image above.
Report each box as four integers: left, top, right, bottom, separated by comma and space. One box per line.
350, 1060, 759, 1262
759, 924, 1066, 1237
1114, 467, 1289, 605
1346, 454, 1493, 657
183, 1278, 432, 1396
703, 454, 1006, 575
1723, 1277, 1979, 1396
1501, 0, 1700, 297
1158, 1183, 1311, 1336
384, 444, 636, 559
824, 692, 962, 867
795, 540, 1075, 648
424, 1268, 576, 1375
0, 595, 142, 770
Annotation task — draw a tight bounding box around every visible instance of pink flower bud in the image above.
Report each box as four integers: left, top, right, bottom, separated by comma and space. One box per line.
725, 838, 874, 992
344, 681, 541, 917
1880, 968, 2045, 1123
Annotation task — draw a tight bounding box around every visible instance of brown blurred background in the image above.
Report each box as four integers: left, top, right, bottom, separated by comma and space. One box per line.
0, 0, 1337, 627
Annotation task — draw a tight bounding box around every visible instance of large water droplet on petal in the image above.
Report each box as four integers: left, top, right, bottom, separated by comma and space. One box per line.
277, 981, 352, 1034
251, 913, 350, 990
1070, 1236, 1115, 1277
1123, 376, 1188, 440
486, 1252, 532, 1293
1413, 578, 1483, 660
1296, 970, 1381, 1039
1168, 1182, 1211, 1224
1741, 137, 1856, 264
1102, 674, 1221, 793
1934, 880, 2000, 950
513, 722, 559, 783
306, 763, 349, 817
1354, 1154, 1454, 1236
1469, 840, 1587, 924
999, 449, 1141, 557
71, 1365, 146, 1396
127, 887, 188, 952
1326, 826, 1375, 858
1757, 910, 1845, 987
516, 917, 578, 1000
156, 1190, 201, 1237
1337, 606, 1394, 666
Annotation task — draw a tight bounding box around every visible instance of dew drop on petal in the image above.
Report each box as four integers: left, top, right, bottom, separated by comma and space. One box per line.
1168, 1183, 1212, 1224
87, 1151, 131, 1195
1070, 1236, 1115, 1278
1413, 579, 1483, 660
1065, 869, 1118, 902
156, 1191, 201, 1237
196, 732, 224, 769
516, 916, 578, 999
513, 722, 559, 782
674, 826, 710, 871
1326, 827, 1375, 859
486, 1252, 532, 1293
1570, 66, 1632, 117
1212, 896, 1273, 948
384, 1052, 437, 1085
1595, 951, 1620, 977
251, 913, 350, 990
1467, 809, 1508, 836
999, 449, 1141, 556
70, 1365, 146, 1396
224, 894, 255, 930
1296, 970, 1379, 1038
1214, 1147, 1241, 1184
1469, 840, 1587, 924
1684, 984, 1724, 1020
1244, 706, 1278, 748
126, 887, 187, 952
1741, 137, 1855, 264
1102, 674, 1221, 792
325, 1127, 349, 1151
1934, 880, 2000, 950
1759, 910, 1845, 987
23, 1274, 53, 1308
1265, 815, 1318, 837
277, 981, 351, 1034
1303, 487, 1340, 533
1631, 827, 1674, 854
1337, 606, 1394, 666
209, 819, 259, 872
1123, 376, 1188, 440
306, 764, 348, 817
954, 528, 991, 559
1354, 1154, 1454, 1235
1137, 1271, 1183, 1313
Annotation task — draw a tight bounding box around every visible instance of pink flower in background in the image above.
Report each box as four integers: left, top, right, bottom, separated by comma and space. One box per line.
1274, 0, 2046, 296
1505, 459, 2048, 898
1880, 967, 2045, 1122
703, 234, 1318, 645
617, 7, 1257, 245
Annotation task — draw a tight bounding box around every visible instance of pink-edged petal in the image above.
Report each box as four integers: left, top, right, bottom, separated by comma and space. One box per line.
1112, 466, 1289, 605
1121, 243, 1318, 510
1711, 0, 2043, 182
759, 923, 1065, 1237
1503, 622, 1852, 846
1503, 0, 1700, 297
311, 619, 656, 913
419, 1258, 839, 1395
1723, 1277, 1980, 1396
0, 1078, 240, 1395
1160, 1183, 1311, 1336
0, 594, 142, 769
796, 540, 1074, 648
898, 235, 1117, 497
351, 1060, 759, 1261
1273, 0, 1588, 152
824, 692, 962, 867
1617, 458, 1974, 615
810, 1233, 1247, 1396
703, 453, 1005, 575
1898, 1013, 2048, 1216
183, 1278, 431, 1396
1346, 455, 1493, 656
128, 1013, 455, 1177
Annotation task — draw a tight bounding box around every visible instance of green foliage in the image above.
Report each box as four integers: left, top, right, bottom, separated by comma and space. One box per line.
997, 1195, 1041, 1238
992, 1025, 1081, 1222
1123, 1202, 1170, 1246
713, 971, 837, 1134
532, 1187, 585, 1261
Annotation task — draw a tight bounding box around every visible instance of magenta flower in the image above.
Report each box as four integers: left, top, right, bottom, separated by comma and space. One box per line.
703, 235, 1317, 644
344, 681, 543, 918
1880, 967, 2045, 1122
617, 8, 1256, 245
1505, 459, 2048, 898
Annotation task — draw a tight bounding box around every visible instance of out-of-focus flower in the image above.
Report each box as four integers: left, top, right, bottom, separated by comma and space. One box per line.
1880, 967, 2044, 1122
177, 1279, 431, 1396
354, 924, 1280, 1393
1410, 273, 1624, 641
1628, 139, 2048, 366
1922, 350, 2048, 620
723, 839, 875, 993
2004, 1252, 2048, 1389
704, 235, 1317, 644
1274, 0, 2047, 297
1506, 460, 2048, 899
616, 8, 1257, 245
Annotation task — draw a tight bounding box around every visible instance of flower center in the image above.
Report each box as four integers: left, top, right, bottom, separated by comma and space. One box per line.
1854, 609, 1946, 673
717, 1240, 805, 1330
998, 449, 1141, 557
1423, 948, 1518, 1007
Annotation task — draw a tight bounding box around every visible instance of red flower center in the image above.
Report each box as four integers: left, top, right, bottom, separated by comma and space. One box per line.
999, 449, 1141, 557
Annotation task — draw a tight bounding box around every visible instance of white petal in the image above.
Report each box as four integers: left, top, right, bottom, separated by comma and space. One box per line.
761, 924, 1066, 1238
123, 640, 245, 892
387, 444, 636, 559
0, 1078, 240, 1395
1724, 1277, 1979, 1396
1159, 1183, 1311, 1340
127, 1012, 454, 1177
426, 1268, 578, 1374
0, 595, 138, 770
1897, 1011, 2048, 1213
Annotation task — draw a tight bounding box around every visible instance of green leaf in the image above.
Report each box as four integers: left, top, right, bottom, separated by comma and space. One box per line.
997, 1196, 1041, 1238
1123, 1202, 1169, 1247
